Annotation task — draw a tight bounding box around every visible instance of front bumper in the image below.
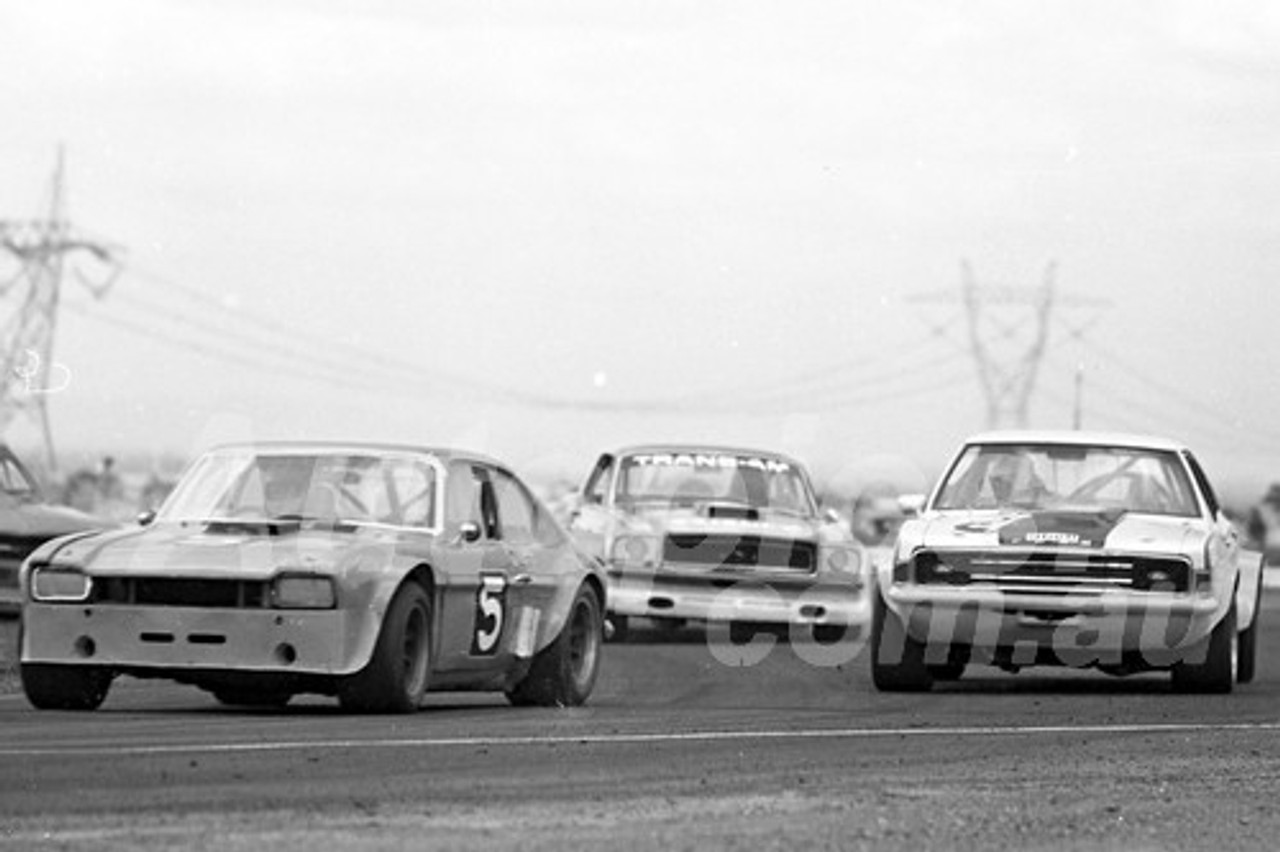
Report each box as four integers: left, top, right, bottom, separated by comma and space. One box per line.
608, 567, 870, 628
22, 603, 358, 676
884, 584, 1223, 660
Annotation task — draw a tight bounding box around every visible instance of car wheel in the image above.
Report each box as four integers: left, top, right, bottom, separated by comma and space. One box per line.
870, 591, 933, 692
212, 690, 293, 708
927, 661, 967, 682
507, 584, 603, 708
1171, 601, 1236, 694
1236, 578, 1262, 684
339, 582, 431, 713
812, 623, 847, 644
21, 663, 113, 711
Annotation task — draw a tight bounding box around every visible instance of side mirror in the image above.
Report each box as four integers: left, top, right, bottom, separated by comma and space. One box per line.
136, 509, 156, 527
897, 494, 926, 517
456, 521, 482, 544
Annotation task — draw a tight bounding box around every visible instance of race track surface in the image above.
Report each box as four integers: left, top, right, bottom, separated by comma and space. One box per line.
2, 596, 1279, 851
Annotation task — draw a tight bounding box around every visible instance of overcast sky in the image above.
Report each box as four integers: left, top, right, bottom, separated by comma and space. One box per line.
3, 0, 1279, 500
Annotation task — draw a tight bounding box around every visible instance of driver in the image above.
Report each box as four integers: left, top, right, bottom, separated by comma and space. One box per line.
984, 452, 1047, 507
260, 462, 311, 517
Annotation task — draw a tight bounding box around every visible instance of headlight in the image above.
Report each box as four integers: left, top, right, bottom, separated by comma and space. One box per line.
30, 566, 92, 602
610, 535, 661, 569
272, 574, 336, 609
912, 550, 970, 585
823, 546, 861, 576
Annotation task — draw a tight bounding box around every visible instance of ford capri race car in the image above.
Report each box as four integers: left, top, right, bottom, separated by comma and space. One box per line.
19, 442, 605, 712
874, 431, 1263, 692
567, 444, 870, 641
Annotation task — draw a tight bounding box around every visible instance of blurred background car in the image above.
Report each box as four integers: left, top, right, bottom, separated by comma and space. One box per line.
0, 443, 106, 616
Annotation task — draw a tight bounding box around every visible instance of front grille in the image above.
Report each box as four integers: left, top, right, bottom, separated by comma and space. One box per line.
0, 565, 17, 589
664, 533, 817, 571
912, 549, 1191, 593
93, 577, 270, 608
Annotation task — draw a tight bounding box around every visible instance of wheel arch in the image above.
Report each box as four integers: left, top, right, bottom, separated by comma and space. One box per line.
346, 560, 438, 676
1235, 550, 1264, 632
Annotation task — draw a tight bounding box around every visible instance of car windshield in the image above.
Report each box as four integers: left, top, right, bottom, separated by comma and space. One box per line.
932, 443, 1200, 517
614, 451, 815, 516
157, 448, 439, 528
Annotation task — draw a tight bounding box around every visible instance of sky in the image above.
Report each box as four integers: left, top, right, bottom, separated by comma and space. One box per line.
2, 0, 1280, 504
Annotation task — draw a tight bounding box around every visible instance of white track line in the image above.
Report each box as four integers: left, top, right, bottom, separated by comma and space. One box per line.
1, 721, 1278, 757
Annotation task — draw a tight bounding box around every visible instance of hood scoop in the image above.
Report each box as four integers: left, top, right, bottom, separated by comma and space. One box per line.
997, 510, 1126, 548
702, 503, 760, 521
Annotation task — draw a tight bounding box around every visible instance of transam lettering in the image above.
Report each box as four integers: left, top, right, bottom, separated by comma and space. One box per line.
630, 454, 790, 473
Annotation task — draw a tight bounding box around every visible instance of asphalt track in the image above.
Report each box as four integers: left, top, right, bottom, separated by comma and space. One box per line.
2, 595, 1279, 850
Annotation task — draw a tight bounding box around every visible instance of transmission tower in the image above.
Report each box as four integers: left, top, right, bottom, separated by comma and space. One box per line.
912, 261, 1106, 430
0, 149, 122, 470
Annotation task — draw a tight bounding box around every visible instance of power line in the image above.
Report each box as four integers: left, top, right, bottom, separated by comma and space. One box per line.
0, 149, 122, 469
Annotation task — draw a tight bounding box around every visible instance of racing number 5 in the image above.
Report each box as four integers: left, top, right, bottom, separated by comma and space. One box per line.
471, 573, 507, 655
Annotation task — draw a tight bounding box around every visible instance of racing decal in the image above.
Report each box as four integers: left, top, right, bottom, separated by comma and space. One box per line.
630, 453, 791, 473
996, 511, 1124, 548
471, 573, 507, 655
513, 606, 541, 659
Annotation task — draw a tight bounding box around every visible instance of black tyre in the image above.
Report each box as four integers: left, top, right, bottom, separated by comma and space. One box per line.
339, 583, 431, 713
21, 663, 113, 711
1171, 601, 1236, 694
870, 591, 933, 692
507, 584, 603, 708
927, 661, 967, 682
1236, 578, 1262, 684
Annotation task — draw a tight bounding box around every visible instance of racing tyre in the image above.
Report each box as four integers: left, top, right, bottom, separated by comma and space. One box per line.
21, 663, 113, 711
870, 591, 933, 692
507, 584, 603, 708
1171, 601, 1236, 694
1236, 578, 1262, 685
339, 583, 431, 713
927, 662, 967, 682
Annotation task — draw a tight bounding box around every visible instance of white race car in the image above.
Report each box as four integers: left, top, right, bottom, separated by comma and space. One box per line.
568, 444, 869, 642
875, 431, 1263, 692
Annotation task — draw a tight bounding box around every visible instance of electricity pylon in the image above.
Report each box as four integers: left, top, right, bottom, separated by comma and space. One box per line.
913, 261, 1106, 430
0, 148, 122, 470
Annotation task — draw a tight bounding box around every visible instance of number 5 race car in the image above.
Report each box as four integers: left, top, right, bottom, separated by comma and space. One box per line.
567, 444, 869, 642
874, 431, 1263, 692
18, 442, 605, 712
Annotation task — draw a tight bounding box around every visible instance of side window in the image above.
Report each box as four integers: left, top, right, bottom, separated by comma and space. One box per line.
1182, 452, 1220, 517
582, 455, 614, 505
445, 462, 486, 536
389, 461, 436, 527
492, 469, 536, 546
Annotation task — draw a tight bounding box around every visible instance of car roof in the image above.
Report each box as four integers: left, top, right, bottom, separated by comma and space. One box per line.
960, 430, 1187, 452
202, 440, 508, 469
608, 443, 809, 468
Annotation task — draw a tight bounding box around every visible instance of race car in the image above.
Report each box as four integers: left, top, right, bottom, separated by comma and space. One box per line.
567, 444, 870, 641
18, 442, 605, 712
874, 431, 1264, 692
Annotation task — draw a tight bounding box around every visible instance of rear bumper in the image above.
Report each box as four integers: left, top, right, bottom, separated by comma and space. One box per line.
21, 603, 361, 676
884, 584, 1223, 661
608, 567, 870, 628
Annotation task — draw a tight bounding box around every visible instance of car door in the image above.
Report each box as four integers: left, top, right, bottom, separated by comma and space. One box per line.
491, 467, 571, 659
436, 462, 517, 673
